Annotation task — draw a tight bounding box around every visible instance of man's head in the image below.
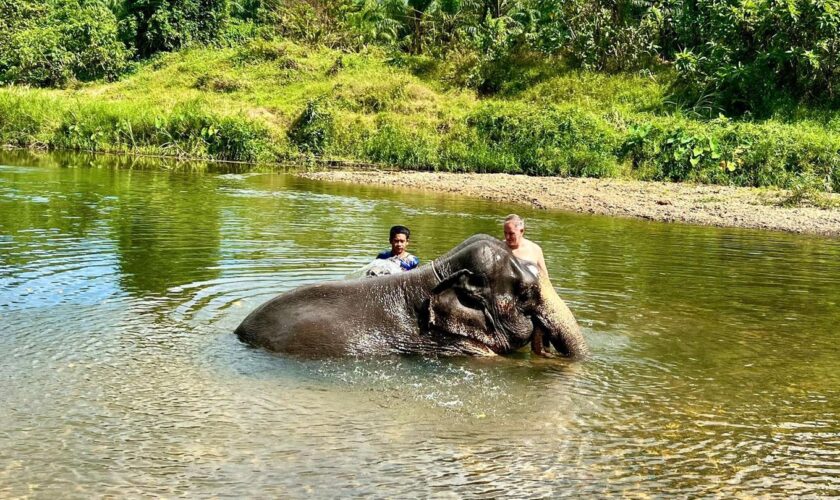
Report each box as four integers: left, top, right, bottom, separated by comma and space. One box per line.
389, 225, 411, 255
503, 214, 525, 249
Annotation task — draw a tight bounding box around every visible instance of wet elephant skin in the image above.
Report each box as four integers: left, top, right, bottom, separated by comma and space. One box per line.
235, 235, 587, 358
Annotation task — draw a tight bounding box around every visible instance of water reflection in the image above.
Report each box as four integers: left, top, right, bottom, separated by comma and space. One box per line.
1, 150, 839, 497
112, 170, 222, 297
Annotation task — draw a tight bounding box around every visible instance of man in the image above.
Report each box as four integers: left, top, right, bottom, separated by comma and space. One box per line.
502, 214, 549, 279
377, 225, 419, 271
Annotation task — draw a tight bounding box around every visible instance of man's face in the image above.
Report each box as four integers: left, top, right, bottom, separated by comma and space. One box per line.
503, 221, 524, 249
390, 233, 408, 255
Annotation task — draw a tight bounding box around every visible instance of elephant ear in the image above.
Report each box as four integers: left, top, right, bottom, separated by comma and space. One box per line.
430, 269, 472, 296
427, 269, 499, 344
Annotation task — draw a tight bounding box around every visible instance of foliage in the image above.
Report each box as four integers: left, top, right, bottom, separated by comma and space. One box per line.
466, 102, 622, 175
532, 0, 662, 72
0, 21, 838, 193
0, 88, 274, 162
288, 99, 334, 154
345, 0, 404, 46
0, 89, 62, 147
50, 100, 272, 162
1, 0, 837, 118
362, 116, 439, 167
0, 0, 131, 87
780, 172, 839, 208
670, 0, 840, 115
255, 0, 357, 47
620, 118, 840, 191
122, 0, 231, 57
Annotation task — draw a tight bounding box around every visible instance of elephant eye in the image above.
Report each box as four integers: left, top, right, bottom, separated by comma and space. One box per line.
468, 274, 488, 288
456, 288, 485, 310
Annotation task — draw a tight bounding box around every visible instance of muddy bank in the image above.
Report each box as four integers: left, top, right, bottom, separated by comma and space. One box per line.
299, 170, 840, 237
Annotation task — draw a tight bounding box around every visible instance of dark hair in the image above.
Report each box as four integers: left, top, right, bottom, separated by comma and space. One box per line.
389, 225, 410, 240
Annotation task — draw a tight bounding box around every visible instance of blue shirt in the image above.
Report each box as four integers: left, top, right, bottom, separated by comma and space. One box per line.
377, 250, 419, 271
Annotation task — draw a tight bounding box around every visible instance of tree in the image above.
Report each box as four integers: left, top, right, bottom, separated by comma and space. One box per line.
122, 0, 230, 57
408, 0, 434, 53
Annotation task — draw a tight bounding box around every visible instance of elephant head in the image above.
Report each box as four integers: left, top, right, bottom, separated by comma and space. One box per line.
425, 236, 587, 359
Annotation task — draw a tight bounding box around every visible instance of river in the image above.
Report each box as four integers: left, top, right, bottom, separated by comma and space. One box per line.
1, 151, 839, 497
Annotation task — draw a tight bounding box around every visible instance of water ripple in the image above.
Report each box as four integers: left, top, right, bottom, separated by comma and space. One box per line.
2, 155, 840, 497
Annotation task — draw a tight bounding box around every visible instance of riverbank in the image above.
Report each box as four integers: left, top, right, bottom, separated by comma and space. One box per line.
300, 170, 840, 236
1, 38, 839, 195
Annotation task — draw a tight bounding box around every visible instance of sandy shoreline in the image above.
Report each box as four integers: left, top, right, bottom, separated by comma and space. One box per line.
299, 170, 840, 237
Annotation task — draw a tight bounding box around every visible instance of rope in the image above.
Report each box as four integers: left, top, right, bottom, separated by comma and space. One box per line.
430, 258, 444, 284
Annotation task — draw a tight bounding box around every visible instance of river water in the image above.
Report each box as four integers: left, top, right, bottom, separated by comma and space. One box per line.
1, 151, 839, 497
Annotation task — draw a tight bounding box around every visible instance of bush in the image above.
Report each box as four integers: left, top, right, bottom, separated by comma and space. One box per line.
620, 118, 840, 191
538, 0, 661, 73
670, 0, 840, 115
0, 0, 131, 86
0, 1, 47, 78
288, 99, 334, 154
123, 0, 231, 57
255, 0, 355, 48
362, 116, 438, 168
467, 102, 622, 176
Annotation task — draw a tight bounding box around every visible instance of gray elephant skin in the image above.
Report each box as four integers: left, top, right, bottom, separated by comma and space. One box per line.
235, 235, 587, 358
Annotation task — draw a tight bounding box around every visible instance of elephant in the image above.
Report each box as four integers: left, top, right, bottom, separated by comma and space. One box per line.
235, 234, 587, 359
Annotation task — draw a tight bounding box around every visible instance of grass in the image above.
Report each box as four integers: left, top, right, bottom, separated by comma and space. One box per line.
0, 38, 838, 194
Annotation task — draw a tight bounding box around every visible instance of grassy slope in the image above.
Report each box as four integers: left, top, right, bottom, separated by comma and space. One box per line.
1, 39, 838, 191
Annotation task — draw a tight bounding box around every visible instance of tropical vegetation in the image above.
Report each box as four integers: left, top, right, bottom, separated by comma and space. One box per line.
0, 0, 838, 192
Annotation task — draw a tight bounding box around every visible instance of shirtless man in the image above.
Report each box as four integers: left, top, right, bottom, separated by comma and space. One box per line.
503, 214, 554, 355
502, 214, 549, 279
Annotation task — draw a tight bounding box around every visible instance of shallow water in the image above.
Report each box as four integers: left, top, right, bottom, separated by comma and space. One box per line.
1, 151, 839, 497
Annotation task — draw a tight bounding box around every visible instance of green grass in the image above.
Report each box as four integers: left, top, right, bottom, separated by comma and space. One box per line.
1, 38, 838, 192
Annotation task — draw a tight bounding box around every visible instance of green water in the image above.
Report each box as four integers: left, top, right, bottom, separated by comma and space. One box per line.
1, 151, 839, 497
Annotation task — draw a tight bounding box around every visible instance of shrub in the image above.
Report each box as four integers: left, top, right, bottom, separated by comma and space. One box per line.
467, 102, 621, 176
670, 0, 840, 115
780, 172, 839, 208
362, 116, 438, 168
123, 0, 231, 57
288, 99, 334, 154
255, 0, 355, 48
620, 118, 840, 191
0, 0, 131, 87
540, 0, 662, 73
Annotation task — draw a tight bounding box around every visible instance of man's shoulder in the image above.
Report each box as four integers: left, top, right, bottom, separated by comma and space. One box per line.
525, 238, 544, 254
377, 250, 392, 259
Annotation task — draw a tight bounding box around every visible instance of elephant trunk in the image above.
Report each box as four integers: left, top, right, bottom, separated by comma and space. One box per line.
533, 275, 588, 359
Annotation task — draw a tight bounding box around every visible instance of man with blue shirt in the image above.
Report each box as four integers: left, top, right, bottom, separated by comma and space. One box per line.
377, 225, 419, 271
